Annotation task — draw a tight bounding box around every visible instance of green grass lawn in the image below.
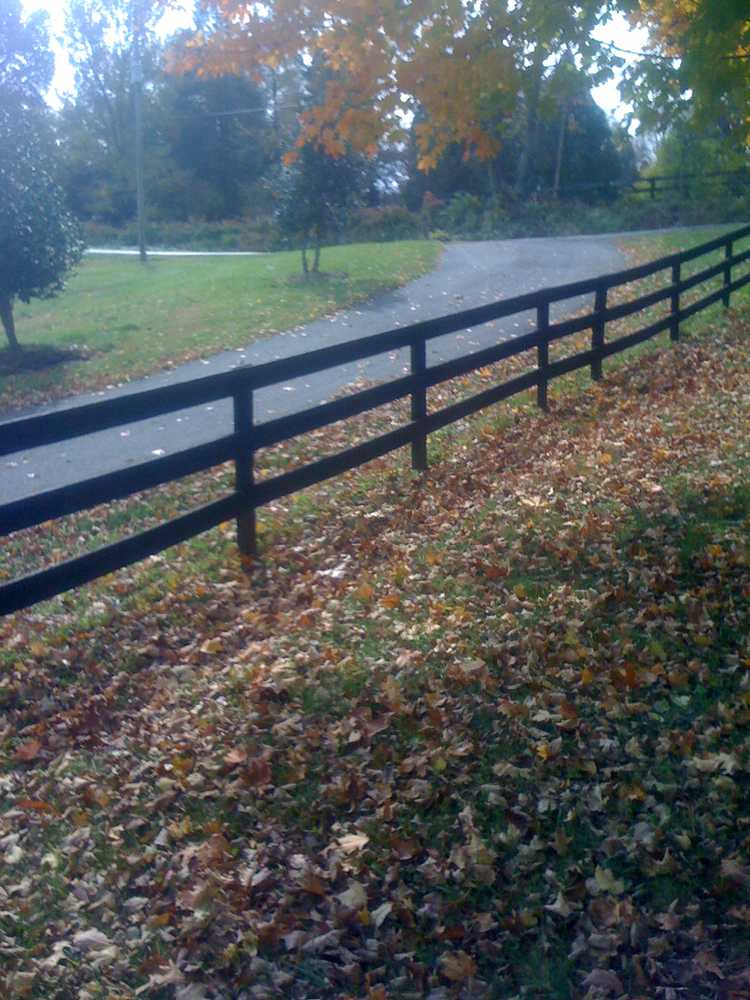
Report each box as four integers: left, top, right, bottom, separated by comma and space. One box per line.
1, 240, 441, 413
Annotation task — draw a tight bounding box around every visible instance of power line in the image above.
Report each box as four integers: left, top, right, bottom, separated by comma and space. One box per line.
153, 103, 299, 120
598, 38, 750, 64
597, 40, 674, 63
202, 102, 298, 117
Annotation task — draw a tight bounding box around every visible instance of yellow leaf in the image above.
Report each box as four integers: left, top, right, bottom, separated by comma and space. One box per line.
168, 816, 192, 840
337, 833, 370, 854
593, 865, 626, 895
440, 950, 477, 982
337, 881, 367, 910
382, 676, 403, 708
171, 755, 193, 777
417, 153, 438, 172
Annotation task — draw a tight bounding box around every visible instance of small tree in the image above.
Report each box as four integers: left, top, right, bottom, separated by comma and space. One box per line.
0, 1, 84, 353
275, 142, 361, 276
0, 104, 84, 352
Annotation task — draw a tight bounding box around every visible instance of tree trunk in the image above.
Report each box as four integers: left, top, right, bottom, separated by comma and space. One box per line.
487, 160, 499, 212
301, 239, 309, 276
515, 46, 544, 198
312, 225, 321, 274
271, 67, 279, 144
0, 295, 19, 353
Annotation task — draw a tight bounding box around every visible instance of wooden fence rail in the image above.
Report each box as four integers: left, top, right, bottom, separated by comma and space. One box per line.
2, 223, 750, 615
561, 168, 750, 200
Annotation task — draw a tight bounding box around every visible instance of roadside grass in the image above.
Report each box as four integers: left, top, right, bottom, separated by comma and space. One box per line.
0, 240, 440, 413
2, 229, 750, 997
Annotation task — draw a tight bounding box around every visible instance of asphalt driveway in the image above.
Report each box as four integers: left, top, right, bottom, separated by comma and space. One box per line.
1, 233, 627, 506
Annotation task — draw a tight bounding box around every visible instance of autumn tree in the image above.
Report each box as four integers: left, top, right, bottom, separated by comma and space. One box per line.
170, 0, 630, 240
175, 2, 613, 170
620, 0, 750, 141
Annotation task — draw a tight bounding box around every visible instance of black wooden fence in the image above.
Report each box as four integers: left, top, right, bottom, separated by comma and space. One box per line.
561, 168, 749, 201
2, 224, 750, 616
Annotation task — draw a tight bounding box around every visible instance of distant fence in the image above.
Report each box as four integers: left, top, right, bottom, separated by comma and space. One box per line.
561, 168, 750, 200
2, 224, 750, 616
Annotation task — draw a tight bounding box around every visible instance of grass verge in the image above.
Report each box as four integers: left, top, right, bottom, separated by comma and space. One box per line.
1, 240, 440, 413
1, 230, 750, 998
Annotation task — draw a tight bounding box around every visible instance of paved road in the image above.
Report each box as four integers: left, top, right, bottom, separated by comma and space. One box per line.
1, 233, 627, 506
87, 248, 266, 257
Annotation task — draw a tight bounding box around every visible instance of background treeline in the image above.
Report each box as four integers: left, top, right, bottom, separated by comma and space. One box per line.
48, 0, 750, 251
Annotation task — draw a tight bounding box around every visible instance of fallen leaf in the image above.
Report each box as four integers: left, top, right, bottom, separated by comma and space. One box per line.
337, 881, 367, 910
440, 950, 477, 982
338, 833, 370, 854
14, 739, 42, 763
73, 928, 111, 952
582, 969, 624, 994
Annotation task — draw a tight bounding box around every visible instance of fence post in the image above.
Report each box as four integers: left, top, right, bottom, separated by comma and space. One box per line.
411, 336, 428, 471
671, 260, 681, 342
233, 387, 257, 557
650, 177, 656, 200
723, 240, 733, 309
591, 284, 607, 382
537, 301, 550, 412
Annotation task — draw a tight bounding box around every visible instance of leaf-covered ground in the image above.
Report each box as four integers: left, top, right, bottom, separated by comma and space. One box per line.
2, 243, 750, 999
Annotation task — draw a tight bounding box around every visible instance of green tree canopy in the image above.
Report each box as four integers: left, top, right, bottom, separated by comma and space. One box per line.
620, 0, 750, 142
0, 9, 84, 352
0, 0, 53, 107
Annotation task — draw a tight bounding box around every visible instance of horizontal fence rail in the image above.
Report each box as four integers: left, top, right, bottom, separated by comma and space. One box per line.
561, 168, 750, 199
2, 223, 750, 615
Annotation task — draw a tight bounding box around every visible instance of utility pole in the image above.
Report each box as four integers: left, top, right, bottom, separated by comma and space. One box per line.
131, 1, 147, 263
553, 104, 569, 199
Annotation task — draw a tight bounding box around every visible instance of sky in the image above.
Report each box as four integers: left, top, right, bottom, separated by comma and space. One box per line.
22, 0, 649, 123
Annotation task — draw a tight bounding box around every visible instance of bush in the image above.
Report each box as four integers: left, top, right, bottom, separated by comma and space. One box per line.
438, 192, 484, 236
79, 179, 750, 254
81, 219, 278, 252
346, 205, 422, 242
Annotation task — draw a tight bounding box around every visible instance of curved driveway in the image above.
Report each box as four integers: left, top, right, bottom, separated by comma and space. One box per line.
1, 233, 627, 506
